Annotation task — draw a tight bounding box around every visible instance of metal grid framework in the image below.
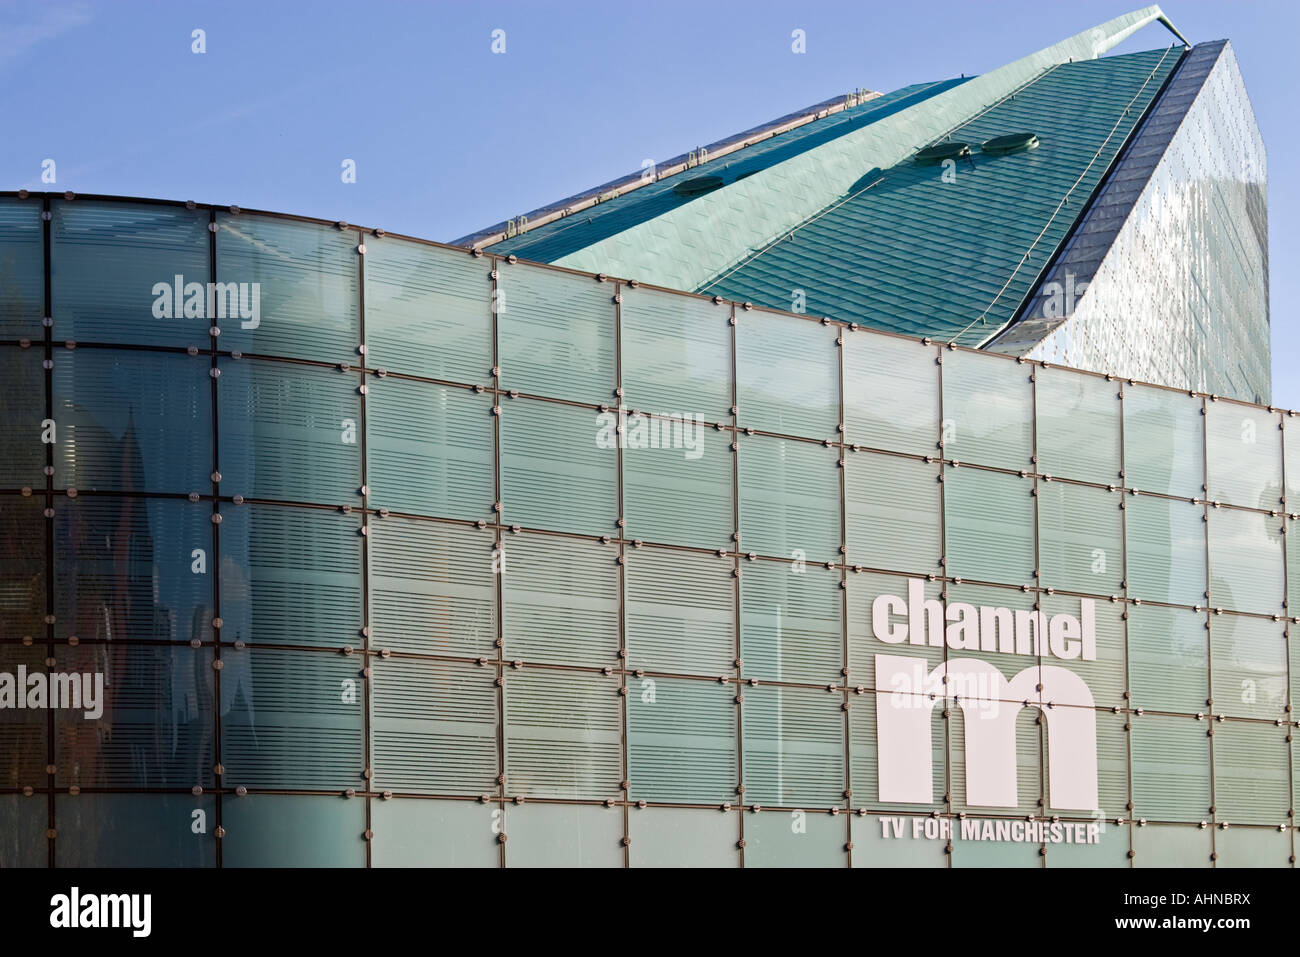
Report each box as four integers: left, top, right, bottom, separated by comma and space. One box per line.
0, 191, 1294, 868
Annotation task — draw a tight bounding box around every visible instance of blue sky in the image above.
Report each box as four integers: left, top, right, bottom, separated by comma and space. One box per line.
3, 0, 1295, 404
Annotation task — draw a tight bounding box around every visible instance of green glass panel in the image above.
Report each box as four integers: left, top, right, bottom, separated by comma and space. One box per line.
742, 684, 844, 807
499, 397, 617, 536
1123, 384, 1204, 498
366, 377, 493, 521
1131, 823, 1211, 867
1036, 367, 1120, 484
950, 707, 1041, 815
622, 420, 731, 549
215, 212, 360, 364
0, 646, 48, 787
736, 309, 838, 439
743, 810, 846, 868
844, 451, 941, 575
220, 794, 364, 867
503, 802, 623, 868
944, 467, 1034, 586
1205, 402, 1283, 510
54, 496, 212, 643
218, 357, 361, 505
220, 647, 364, 790
951, 833, 1042, 868
1045, 821, 1131, 867
1053, 709, 1127, 819
1213, 722, 1290, 825
738, 434, 839, 563
627, 675, 735, 804
843, 333, 938, 456
1213, 826, 1293, 868
625, 548, 734, 676
0, 347, 44, 488
1207, 507, 1285, 615
0, 497, 45, 642
1042, 594, 1125, 710
941, 349, 1032, 469
619, 285, 731, 423
1211, 614, 1287, 720
849, 813, 946, 867
496, 261, 615, 404
943, 582, 1040, 681
1128, 604, 1209, 713
847, 572, 944, 682
0, 795, 47, 867
1131, 714, 1210, 822
849, 690, 944, 813
53, 349, 211, 493
628, 807, 739, 867
363, 236, 492, 383
370, 657, 497, 795
219, 502, 361, 648
501, 533, 619, 667
503, 668, 621, 799
50, 200, 209, 348
0, 197, 44, 338
740, 560, 841, 685
1126, 494, 1206, 605
370, 798, 498, 867
1288, 422, 1300, 504
54, 794, 216, 867
368, 518, 496, 657
1038, 482, 1124, 594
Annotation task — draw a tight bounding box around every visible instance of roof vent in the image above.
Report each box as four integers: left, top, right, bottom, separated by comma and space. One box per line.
982, 132, 1039, 156
673, 174, 724, 197
913, 142, 970, 165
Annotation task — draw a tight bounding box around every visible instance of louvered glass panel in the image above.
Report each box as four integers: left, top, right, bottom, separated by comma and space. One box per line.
951, 836, 1042, 868
736, 308, 838, 439
1042, 594, 1125, 710
742, 684, 844, 807
843, 333, 937, 456
627, 675, 735, 804
50, 200, 209, 348
1123, 384, 1204, 498
0, 347, 44, 488
850, 813, 946, 867
503, 668, 621, 799
625, 548, 734, 676
1131, 713, 1210, 822
0, 796, 52, 868
1046, 708, 1127, 819
54, 497, 213, 643
1210, 614, 1287, 720
944, 467, 1034, 587
1126, 495, 1206, 605
501, 533, 619, 667
219, 502, 360, 648
363, 236, 491, 383
55, 794, 216, 867
1214, 826, 1293, 867
366, 377, 493, 521
622, 419, 731, 549
1212, 722, 1290, 824
743, 810, 845, 868
1205, 402, 1283, 510
370, 798, 498, 867
1036, 367, 1121, 484
503, 802, 623, 867
368, 518, 495, 657
220, 647, 364, 791
0, 498, 45, 642
218, 357, 361, 505
941, 583, 1040, 696
847, 572, 944, 682
1127, 604, 1208, 713
0, 197, 44, 338
740, 560, 841, 685
1131, 823, 1210, 867
55, 644, 213, 789
496, 261, 615, 404
1038, 482, 1124, 595
1045, 823, 1131, 868
950, 707, 1041, 816
370, 657, 497, 795
844, 451, 940, 575
0, 645, 48, 788
1207, 506, 1285, 615
849, 690, 944, 813
619, 285, 731, 423
220, 794, 364, 867
737, 434, 839, 564
499, 397, 616, 536
628, 808, 739, 868
215, 213, 359, 364
941, 349, 1032, 469
52, 349, 210, 493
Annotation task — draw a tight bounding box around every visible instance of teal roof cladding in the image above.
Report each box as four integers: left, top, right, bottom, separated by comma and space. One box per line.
702, 46, 1185, 344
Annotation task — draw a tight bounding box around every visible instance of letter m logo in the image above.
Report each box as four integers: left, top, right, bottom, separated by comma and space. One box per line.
875, 654, 1098, 810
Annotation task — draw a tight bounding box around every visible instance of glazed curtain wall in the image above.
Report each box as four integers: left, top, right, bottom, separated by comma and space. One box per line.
0, 194, 1296, 868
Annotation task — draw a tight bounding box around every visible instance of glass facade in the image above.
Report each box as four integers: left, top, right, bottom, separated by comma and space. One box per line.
0, 193, 1294, 868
